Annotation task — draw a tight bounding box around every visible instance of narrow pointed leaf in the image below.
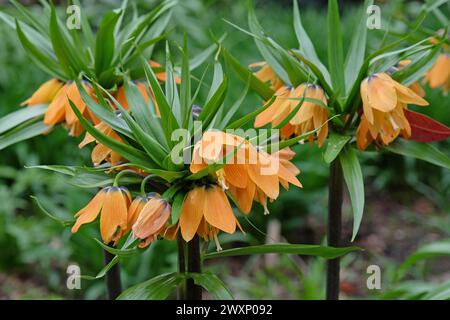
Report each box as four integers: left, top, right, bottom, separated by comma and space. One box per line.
339, 146, 364, 241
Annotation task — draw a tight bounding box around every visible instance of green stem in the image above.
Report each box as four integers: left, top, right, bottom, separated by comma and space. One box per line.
186, 235, 202, 300
113, 169, 142, 186
140, 174, 155, 196
177, 233, 187, 300
326, 159, 343, 300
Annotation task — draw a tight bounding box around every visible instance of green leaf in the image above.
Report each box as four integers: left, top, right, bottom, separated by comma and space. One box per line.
344, 0, 373, 94
0, 121, 49, 150
188, 273, 233, 300
49, 5, 82, 76
15, 20, 65, 80
198, 67, 228, 128
69, 100, 157, 168
423, 281, 450, 300
180, 35, 192, 128
247, 2, 291, 85
392, 43, 442, 86
204, 243, 362, 260
119, 0, 176, 61
293, 0, 331, 86
324, 133, 351, 163
143, 58, 179, 146
397, 240, 450, 280
95, 11, 121, 75
81, 256, 119, 280
0, 105, 47, 135
385, 140, 450, 169
327, 0, 345, 99
339, 146, 364, 241
170, 191, 185, 225
30, 196, 73, 227
222, 49, 274, 101
118, 272, 183, 300
113, 93, 168, 168
219, 78, 250, 129
94, 239, 139, 257
123, 79, 167, 147
226, 96, 275, 130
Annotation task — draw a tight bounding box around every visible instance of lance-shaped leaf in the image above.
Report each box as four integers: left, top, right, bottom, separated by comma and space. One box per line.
293, 0, 331, 86
339, 146, 365, 241
344, 0, 373, 94
69, 100, 157, 168
49, 5, 83, 76
226, 96, 275, 130
0, 104, 47, 135
95, 239, 139, 258
397, 240, 450, 280
188, 273, 234, 300
95, 11, 121, 76
222, 49, 274, 101
324, 133, 351, 163
31, 196, 73, 227
143, 58, 179, 146
247, 1, 291, 85
404, 109, 450, 142
118, 272, 183, 300
385, 140, 450, 169
392, 42, 442, 86
204, 243, 362, 260
0, 120, 49, 150
114, 100, 167, 168
327, 0, 345, 99
119, 0, 176, 61
122, 79, 167, 147
15, 20, 66, 80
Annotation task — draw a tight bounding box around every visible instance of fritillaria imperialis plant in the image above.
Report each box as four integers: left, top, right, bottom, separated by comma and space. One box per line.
224, 0, 450, 299
0, 0, 448, 301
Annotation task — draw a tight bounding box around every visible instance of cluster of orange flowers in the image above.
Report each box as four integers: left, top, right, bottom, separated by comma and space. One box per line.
70, 130, 301, 249
250, 53, 450, 151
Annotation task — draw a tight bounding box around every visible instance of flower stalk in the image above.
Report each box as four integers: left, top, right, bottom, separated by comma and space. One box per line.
103, 246, 122, 299
186, 235, 202, 300
177, 233, 187, 300
326, 159, 343, 300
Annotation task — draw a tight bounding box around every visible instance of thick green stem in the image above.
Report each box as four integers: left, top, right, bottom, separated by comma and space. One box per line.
186, 235, 202, 300
177, 233, 186, 300
103, 246, 122, 299
326, 159, 343, 300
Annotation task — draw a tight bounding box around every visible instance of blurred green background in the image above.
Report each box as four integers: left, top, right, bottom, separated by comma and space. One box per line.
0, 0, 449, 299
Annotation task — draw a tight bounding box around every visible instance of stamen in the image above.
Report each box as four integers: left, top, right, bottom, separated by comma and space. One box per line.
214, 234, 223, 252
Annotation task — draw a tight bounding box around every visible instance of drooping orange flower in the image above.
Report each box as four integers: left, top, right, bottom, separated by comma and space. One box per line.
79, 120, 124, 166
190, 131, 302, 215
249, 61, 283, 91
286, 84, 329, 146
71, 186, 131, 244
21, 78, 64, 106
132, 193, 171, 248
44, 81, 99, 136
254, 84, 329, 146
356, 72, 429, 150
178, 185, 237, 248
424, 54, 450, 94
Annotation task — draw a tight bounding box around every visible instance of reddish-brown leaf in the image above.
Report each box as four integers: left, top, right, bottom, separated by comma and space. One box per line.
404, 109, 450, 142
